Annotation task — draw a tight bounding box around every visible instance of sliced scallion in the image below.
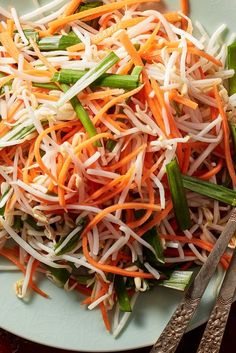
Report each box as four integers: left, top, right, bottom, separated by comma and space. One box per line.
23, 29, 39, 42
158, 271, 193, 291
57, 52, 119, 106
32, 82, 59, 90
229, 121, 236, 158
228, 43, 236, 95
54, 218, 86, 255
166, 159, 191, 231
13, 215, 22, 231
25, 215, 43, 231
45, 266, 71, 287
131, 66, 143, 76
60, 83, 98, 140
182, 174, 236, 206
106, 139, 117, 152
38, 33, 81, 51
143, 227, 164, 265
53, 69, 140, 89
79, 1, 102, 12
114, 275, 132, 312
0, 189, 10, 216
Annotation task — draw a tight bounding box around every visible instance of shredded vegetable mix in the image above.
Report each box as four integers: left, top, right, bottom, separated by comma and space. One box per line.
0, 0, 235, 336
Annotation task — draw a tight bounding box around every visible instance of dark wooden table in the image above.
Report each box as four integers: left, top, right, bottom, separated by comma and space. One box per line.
1, 302, 236, 353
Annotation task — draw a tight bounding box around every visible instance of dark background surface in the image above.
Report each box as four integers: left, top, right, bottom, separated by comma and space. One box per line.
1, 302, 236, 353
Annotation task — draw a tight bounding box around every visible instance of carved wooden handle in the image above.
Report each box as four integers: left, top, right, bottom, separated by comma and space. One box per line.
150, 296, 201, 353
196, 296, 232, 353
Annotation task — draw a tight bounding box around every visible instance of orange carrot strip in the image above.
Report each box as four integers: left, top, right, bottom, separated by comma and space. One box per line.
188, 47, 223, 67
181, 0, 189, 15
7, 19, 14, 37
85, 167, 134, 204
67, 17, 144, 52
58, 132, 112, 206
0, 249, 48, 298
48, 0, 160, 34
105, 144, 146, 171
93, 85, 143, 125
138, 23, 161, 55
0, 32, 32, 69
34, 92, 59, 102
0, 74, 14, 90
160, 234, 230, 267
169, 90, 198, 110
118, 30, 168, 134
30, 39, 57, 75
81, 203, 161, 278
214, 85, 236, 186
198, 159, 223, 180
63, 0, 82, 17
99, 302, 111, 332
138, 200, 173, 236
34, 122, 75, 186
80, 89, 124, 101
127, 178, 155, 228
181, 145, 191, 174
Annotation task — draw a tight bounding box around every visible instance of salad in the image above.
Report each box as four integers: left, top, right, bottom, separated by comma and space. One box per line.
0, 0, 235, 336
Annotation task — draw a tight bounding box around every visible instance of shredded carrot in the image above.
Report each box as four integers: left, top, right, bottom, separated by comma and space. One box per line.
99, 302, 111, 331
0, 249, 48, 298
169, 90, 198, 110
188, 47, 223, 67
0, 74, 14, 90
47, 0, 160, 34
214, 85, 236, 186
7, 19, 14, 37
138, 200, 173, 236
105, 145, 146, 171
118, 30, 167, 133
198, 159, 223, 180
63, 0, 82, 17
30, 39, 57, 75
93, 85, 143, 125
67, 18, 145, 52
34, 122, 76, 187
0, 32, 33, 69
58, 132, 112, 206
161, 234, 230, 268
181, 0, 189, 16
34, 92, 59, 102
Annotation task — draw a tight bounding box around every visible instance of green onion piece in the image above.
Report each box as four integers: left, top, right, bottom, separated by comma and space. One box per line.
158, 271, 193, 291
13, 215, 22, 231
114, 275, 132, 312
53, 69, 140, 90
25, 215, 43, 231
166, 159, 191, 231
60, 83, 98, 141
74, 274, 92, 285
106, 139, 117, 152
38, 33, 81, 51
0, 189, 10, 216
143, 227, 164, 265
131, 66, 143, 76
55, 218, 86, 255
45, 266, 71, 287
182, 174, 236, 206
23, 29, 39, 42
57, 52, 119, 106
230, 121, 236, 158
32, 82, 59, 90
228, 43, 236, 95
79, 1, 103, 12
0, 72, 12, 95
